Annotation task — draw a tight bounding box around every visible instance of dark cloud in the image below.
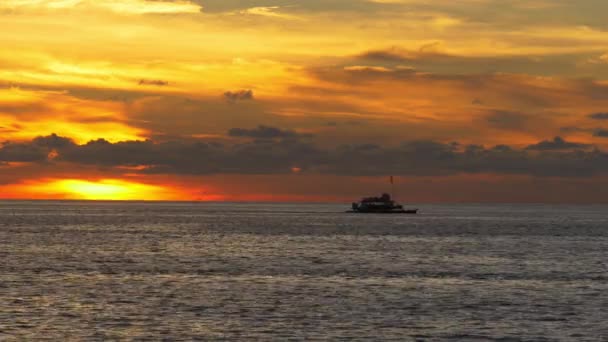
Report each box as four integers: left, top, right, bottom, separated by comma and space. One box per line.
560, 126, 588, 133
593, 129, 608, 138
564, 126, 608, 138
307, 65, 585, 111
228, 125, 311, 140
526, 137, 590, 151
1, 83, 165, 103
358, 49, 414, 63
559, 126, 608, 138
59, 137, 320, 174
224, 89, 254, 102
0, 134, 75, 163
0, 102, 47, 114
2, 134, 608, 178
32, 133, 76, 149
589, 112, 608, 120
355, 47, 608, 78
0, 126, 17, 133
138, 79, 169, 86
189, 0, 395, 13
0, 142, 48, 162
485, 110, 530, 130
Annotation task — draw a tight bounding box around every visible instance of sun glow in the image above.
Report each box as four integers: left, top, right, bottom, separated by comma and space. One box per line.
21, 179, 185, 200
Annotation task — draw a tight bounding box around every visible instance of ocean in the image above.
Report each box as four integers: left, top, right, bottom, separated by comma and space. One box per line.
1, 201, 606, 340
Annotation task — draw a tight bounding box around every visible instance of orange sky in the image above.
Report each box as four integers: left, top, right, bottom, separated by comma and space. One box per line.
2, 0, 608, 202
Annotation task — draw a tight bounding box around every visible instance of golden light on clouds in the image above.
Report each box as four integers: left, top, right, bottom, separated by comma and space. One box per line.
0, 87, 146, 143
1, 0, 608, 202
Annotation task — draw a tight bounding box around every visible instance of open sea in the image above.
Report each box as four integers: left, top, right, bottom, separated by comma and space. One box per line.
0, 201, 606, 341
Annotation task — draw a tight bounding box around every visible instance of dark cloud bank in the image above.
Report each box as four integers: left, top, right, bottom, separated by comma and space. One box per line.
1, 132, 607, 177
525, 137, 591, 151
589, 112, 608, 120
228, 125, 312, 140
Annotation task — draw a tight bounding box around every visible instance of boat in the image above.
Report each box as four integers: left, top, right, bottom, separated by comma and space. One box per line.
347, 193, 418, 214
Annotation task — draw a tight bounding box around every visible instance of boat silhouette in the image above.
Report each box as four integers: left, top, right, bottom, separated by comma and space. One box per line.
347, 176, 418, 214
347, 193, 418, 214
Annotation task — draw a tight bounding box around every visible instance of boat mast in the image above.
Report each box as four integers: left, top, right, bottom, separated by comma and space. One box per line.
390, 175, 396, 201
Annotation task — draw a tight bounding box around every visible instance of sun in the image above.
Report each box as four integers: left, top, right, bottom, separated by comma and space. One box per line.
16, 179, 185, 201
55, 179, 178, 200
57, 180, 144, 200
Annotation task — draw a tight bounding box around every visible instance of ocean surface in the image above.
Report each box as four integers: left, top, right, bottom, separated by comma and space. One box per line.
0, 201, 606, 341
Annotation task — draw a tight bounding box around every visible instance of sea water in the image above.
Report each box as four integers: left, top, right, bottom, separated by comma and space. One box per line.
0, 201, 606, 340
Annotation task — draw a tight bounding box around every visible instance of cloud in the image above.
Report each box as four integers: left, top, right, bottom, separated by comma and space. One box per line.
589, 112, 608, 120
355, 46, 608, 78
0, 0, 202, 14
301, 62, 608, 144
32, 133, 77, 149
96, 0, 201, 14
0, 102, 47, 114
343, 65, 395, 73
0, 142, 48, 162
189, 0, 390, 14
485, 110, 530, 130
223, 89, 254, 102
357, 47, 437, 63
0, 134, 75, 162
239, 6, 300, 20
594, 129, 608, 138
563, 127, 608, 138
3, 133, 608, 178
228, 125, 311, 140
525, 136, 590, 151
138, 79, 169, 86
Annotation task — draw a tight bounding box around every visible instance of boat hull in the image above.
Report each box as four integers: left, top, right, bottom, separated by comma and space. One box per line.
346, 209, 418, 214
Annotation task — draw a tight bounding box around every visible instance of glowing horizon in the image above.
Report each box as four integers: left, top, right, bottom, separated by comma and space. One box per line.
0, 179, 188, 201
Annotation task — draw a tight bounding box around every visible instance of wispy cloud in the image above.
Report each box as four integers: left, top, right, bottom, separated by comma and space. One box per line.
0, 0, 202, 14
237, 6, 301, 20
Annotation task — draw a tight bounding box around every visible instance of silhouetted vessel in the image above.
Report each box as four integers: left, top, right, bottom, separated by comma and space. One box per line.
348, 193, 418, 214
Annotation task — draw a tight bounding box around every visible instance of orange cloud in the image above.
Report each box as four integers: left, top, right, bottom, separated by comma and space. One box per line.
0, 87, 146, 143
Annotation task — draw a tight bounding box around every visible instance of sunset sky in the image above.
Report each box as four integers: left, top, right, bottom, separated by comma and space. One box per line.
2, 0, 608, 202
